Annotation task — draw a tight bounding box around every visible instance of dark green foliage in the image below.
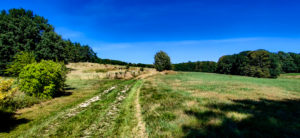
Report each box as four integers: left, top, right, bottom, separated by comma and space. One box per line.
5, 52, 36, 76
277, 51, 297, 73
97, 58, 154, 68
173, 61, 217, 73
217, 55, 234, 74
196, 61, 217, 72
154, 51, 172, 71
35, 31, 66, 61
0, 8, 98, 75
64, 41, 97, 63
217, 50, 281, 78
269, 53, 281, 78
173, 61, 195, 72
289, 52, 300, 72
19, 60, 67, 98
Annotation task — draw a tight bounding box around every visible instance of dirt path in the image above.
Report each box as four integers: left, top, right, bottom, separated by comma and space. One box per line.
136, 70, 158, 79
82, 85, 131, 137
134, 80, 148, 138
25, 86, 117, 137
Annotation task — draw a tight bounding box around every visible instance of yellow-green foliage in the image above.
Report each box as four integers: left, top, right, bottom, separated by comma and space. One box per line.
19, 60, 67, 98
6, 51, 36, 76
0, 77, 16, 101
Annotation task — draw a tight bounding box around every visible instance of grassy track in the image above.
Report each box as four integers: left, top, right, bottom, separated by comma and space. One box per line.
140, 72, 300, 137
0, 77, 139, 137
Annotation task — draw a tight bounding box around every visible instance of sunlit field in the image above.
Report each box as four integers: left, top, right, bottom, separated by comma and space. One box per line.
140, 72, 300, 137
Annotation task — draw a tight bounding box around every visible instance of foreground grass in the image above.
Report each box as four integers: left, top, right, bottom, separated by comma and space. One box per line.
140, 72, 300, 137
0, 62, 151, 137
0, 77, 128, 137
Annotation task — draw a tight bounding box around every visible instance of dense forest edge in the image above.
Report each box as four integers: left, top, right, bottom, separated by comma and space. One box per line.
0, 8, 152, 76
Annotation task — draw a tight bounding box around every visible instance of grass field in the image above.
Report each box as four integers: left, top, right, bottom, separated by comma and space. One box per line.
140, 72, 300, 137
0, 63, 148, 137
1, 67, 300, 137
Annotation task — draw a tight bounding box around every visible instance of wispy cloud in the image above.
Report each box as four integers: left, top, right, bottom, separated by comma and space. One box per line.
92, 37, 263, 50
55, 27, 84, 39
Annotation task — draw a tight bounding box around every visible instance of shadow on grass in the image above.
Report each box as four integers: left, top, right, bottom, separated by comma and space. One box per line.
54, 91, 72, 97
0, 110, 29, 133
64, 84, 76, 91
183, 98, 300, 138
53, 84, 75, 97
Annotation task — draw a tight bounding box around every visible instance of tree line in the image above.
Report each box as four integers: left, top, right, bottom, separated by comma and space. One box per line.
97, 58, 154, 68
173, 61, 217, 73
0, 8, 97, 75
172, 50, 300, 78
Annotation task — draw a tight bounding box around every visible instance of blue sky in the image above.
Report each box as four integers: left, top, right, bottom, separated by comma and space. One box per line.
1, 0, 300, 63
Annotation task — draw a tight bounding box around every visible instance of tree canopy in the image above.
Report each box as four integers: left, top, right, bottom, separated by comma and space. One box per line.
216, 50, 282, 78
154, 51, 172, 71
0, 8, 97, 75
173, 61, 217, 73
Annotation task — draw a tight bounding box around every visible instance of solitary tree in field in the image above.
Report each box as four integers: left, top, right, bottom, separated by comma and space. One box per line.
154, 51, 171, 71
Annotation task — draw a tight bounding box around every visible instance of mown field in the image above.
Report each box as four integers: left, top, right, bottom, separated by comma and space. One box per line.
1, 66, 300, 137
140, 72, 300, 137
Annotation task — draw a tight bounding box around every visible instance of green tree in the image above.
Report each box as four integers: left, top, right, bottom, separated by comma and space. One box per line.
154, 51, 171, 71
216, 50, 281, 78
269, 53, 281, 78
6, 51, 36, 76
217, 55, 234, 74
0, 8, 98, 75
277, 51, 297, 73
35, 31, 66, 62
289, 52, 300, 72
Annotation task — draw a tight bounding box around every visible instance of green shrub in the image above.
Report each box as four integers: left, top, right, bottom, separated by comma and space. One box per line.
19, 60, 67, 98
0, 77, 17, 107
6, 51, 36, 76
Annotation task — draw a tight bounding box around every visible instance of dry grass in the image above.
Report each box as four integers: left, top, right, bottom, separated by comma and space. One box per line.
67, 62, 156, 80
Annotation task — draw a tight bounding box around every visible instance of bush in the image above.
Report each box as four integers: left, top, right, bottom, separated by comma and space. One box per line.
19, 60, 67, 98
6, 51, 36, 76
0, 77, 17, 105
154, 51, 172, 71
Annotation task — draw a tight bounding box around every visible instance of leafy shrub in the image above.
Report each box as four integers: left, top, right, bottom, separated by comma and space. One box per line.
19, 60, 67, 98
154, 51, 172, 71
6, 51, 36, 76
0, 77, 17, 105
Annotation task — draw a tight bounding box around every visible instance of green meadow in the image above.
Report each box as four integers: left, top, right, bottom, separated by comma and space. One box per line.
140, 72, 300, 137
